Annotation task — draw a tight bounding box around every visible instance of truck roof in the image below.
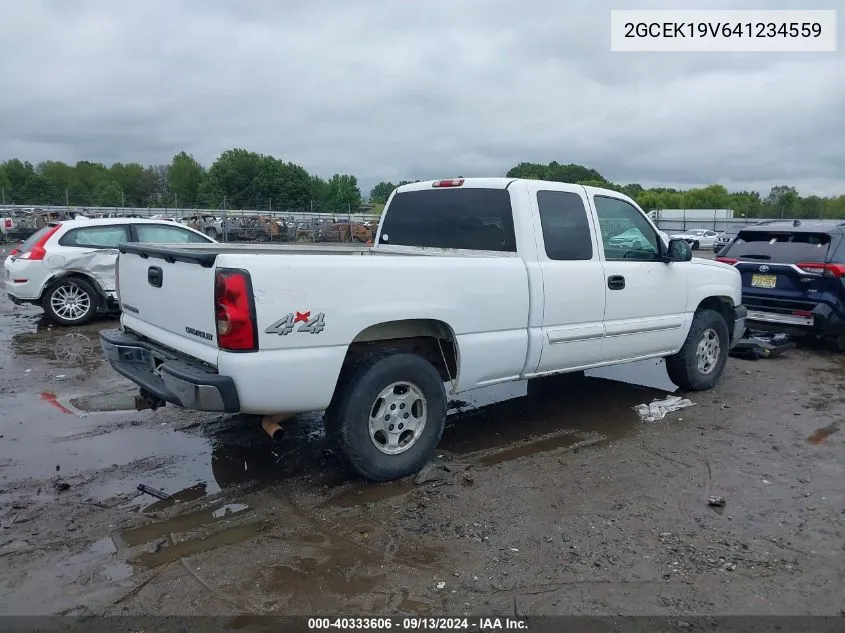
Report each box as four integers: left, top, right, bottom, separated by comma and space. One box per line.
396, 178, 631, 199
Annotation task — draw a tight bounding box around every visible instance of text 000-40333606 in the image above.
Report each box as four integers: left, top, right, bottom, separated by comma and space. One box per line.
610, 9, 837, 52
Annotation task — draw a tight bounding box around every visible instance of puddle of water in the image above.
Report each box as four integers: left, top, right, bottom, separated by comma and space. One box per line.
441, 373, 654, 457
68, 391, 139, 413
9, 323, 107, 372
120, 502, 254, 547
807, 423, 839, 445
212, 503, 250, 518
130, 520, 268, 569
267, 548, 387, 610
321, 479, 417, 509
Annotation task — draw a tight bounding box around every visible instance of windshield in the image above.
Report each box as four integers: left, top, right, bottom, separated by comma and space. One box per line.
724, 230, 832, 263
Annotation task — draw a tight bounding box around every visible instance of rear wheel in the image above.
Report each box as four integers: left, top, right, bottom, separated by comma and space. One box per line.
324, 353, 447, 481
42, 277, 99, 327
666, 309, 729, 390
692, 240, 700, 250
205, 228, 219, 240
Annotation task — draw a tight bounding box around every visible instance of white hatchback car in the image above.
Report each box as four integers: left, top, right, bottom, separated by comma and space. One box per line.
2, 217, 215, 326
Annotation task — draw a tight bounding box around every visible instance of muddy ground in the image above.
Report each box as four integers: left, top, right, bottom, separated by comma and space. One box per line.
1, 249, 843, 618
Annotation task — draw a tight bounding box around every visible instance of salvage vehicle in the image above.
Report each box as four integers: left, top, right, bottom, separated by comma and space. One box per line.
1, 209, 39, 243
716, 220, 845, 349
669, 228, 721, 250
99, 178, 746, 481
3, 218, 215, 326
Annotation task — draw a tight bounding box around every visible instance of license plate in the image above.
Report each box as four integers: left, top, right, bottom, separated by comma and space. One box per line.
751, 274, 776, 289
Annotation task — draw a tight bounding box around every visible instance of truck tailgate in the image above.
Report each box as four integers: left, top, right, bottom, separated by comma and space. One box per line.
117, 246, 219, 365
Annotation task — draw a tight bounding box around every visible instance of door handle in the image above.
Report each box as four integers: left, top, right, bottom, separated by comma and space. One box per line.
147, 266, 163, 288
607, 275, 625, 290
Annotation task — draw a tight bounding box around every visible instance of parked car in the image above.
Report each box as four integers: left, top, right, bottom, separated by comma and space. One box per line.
713, 225, 744, 253
100, 178, 745, 482
2, 217, 215, 326
608, 227, 651, 250
1, 209, 39, 243
716, 220, 845, 349
670, 229, 721, 250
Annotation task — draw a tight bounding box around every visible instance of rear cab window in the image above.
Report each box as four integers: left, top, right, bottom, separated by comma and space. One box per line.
536, 190, 592, 260
379, 188, 516, 251
723, 230, 833, 264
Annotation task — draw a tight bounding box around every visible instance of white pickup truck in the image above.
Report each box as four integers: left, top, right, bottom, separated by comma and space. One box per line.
100, 178, 746, 481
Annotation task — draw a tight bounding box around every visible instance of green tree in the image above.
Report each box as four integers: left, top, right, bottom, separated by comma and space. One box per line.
204, 148, 262, 208
166, 152, 205, 207
0, 167, 11, 201
369, 181, 396, 204
110, 162, 149, 207
19, 174, 61, 205
764, 185, 800, 218
2, 159, 35, 194
92, 180, 124, 207
327, 174, 362, 213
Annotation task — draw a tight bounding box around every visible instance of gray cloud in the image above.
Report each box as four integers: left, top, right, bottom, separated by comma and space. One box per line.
1, 0, 843, 196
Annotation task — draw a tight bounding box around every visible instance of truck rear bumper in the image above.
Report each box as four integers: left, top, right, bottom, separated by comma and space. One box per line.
99, 328, 240, 413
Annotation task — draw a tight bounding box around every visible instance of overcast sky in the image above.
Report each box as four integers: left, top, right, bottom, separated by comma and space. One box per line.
1, 0, 843, 197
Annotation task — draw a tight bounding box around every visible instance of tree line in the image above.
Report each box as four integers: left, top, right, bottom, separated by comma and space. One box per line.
370, 161, 845, 219
0, 149, 363, 213
3, 152, 845, 219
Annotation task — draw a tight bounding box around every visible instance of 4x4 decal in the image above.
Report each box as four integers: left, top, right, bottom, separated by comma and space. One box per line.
265, 311, 326, 335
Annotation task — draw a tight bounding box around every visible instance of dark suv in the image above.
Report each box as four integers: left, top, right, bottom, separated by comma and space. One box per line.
716, 220, 845, 348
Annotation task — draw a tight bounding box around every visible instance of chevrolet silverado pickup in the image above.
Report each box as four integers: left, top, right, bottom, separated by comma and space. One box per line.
100, 178, 746, 481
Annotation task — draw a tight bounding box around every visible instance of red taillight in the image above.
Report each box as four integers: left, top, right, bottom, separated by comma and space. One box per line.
9, 248, 18, 256
214, 268, 258, 352
3, 219, 11, 228
797, 262, 845, 278
716, 257, 738, 265
432, 178, 465, 188
792, 310, 813, 317
19, 225, 61, 261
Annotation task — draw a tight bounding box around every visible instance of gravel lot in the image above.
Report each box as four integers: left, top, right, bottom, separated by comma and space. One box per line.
1, 246, 843, 619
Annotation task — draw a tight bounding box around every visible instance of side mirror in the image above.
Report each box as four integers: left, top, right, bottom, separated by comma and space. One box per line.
665, 237, 692, 263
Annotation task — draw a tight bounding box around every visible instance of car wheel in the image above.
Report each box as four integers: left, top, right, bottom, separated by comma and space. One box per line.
692, 241, 700, 250
324, 352, 447, 482
665, 309, 729, 390
42, 277, 99, 327
205, 228, 219, 240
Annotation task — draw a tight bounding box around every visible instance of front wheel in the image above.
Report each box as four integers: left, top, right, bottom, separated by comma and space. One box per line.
666, 309, 729, 390
692, 241, 700, 250
42, 278, 99, 326
324, 352, 447, 481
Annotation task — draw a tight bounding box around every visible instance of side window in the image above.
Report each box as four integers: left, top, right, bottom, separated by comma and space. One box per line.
594, 196, 660, 261
58, 225, 130, 248
536, 191, 592, 261
135, 224, 212, 244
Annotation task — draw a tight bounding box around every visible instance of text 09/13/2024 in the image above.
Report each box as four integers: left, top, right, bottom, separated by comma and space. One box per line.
610, 9, 837, 52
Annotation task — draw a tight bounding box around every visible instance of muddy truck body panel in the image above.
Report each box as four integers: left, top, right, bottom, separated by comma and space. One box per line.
100, 178, 744, 481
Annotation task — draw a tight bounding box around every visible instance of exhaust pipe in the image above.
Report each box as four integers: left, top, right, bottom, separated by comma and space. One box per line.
261, 413, 292, 455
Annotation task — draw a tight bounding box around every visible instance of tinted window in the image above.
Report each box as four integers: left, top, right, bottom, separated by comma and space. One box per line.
724, 231, 832, 263
379, 188, 516, 251
594, 196, 659, 261
58, 225, 130, 248
536, 191, 592, 260
135, 224, 212, 244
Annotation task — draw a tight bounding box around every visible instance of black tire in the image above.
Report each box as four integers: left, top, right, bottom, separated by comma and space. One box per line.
205, 228, 219, 240
324, 352, 447, 482
666, 309, 729, 391
692, 241, 699, 250
41, 277, 99, 327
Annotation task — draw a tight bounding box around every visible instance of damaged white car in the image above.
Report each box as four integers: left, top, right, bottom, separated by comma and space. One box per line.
2, 218, 215, 326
